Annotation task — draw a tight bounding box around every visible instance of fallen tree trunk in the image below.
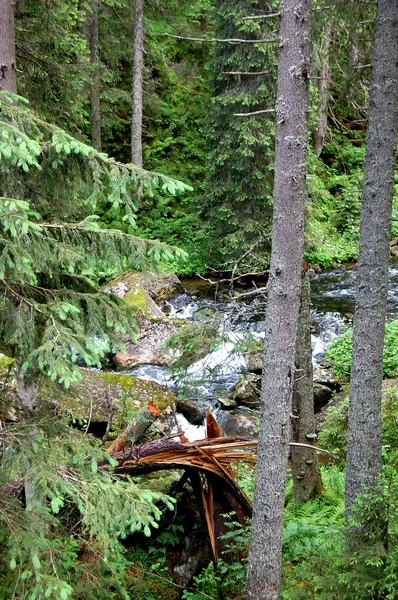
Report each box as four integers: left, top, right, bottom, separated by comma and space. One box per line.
107, 401, 160, 453
111, 435, 256, 516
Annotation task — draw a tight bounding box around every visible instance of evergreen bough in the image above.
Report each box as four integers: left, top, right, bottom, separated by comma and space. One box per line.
0, 91, 189, 384
0, 91, 189, 599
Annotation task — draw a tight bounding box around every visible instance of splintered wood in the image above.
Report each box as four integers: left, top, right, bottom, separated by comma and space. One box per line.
109, 411, 256, 562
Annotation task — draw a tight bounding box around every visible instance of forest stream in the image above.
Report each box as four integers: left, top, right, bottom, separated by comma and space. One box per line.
105, 263, 398, 440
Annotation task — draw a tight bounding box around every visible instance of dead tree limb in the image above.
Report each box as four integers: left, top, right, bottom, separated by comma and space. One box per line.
163, 33, 277, 44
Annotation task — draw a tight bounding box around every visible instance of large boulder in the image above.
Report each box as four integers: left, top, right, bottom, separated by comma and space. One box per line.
38, 368, 177, 438
114, 319, 178, 370
217, 396, 238, 410
176, 398, 206, 426
104, 272, 181, 369
219, 409, 259, 438
313, 365, 337, 387
106, 271, 183, 304
142, 272, 184, 303
313, 382, 334, 412
232, 373, 261, 409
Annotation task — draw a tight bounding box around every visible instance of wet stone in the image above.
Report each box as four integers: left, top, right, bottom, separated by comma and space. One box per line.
176, 398, 206, 426
217, 397, 238, 410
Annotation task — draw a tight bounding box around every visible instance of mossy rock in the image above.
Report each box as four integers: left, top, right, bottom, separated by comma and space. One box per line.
105, 276, 163, 319
38, 369, 176, 433
0, 354, 15, 374
105, 273, 180, 369
219, 409, 260, 438
232, 373, 261, 409
105, 271, 182, 311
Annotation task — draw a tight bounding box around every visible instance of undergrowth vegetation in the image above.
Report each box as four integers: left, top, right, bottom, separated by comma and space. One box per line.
0, 417, 175, 600
325, 319, 398, 381
173, 388, 398, 600
182, 463, 398, 599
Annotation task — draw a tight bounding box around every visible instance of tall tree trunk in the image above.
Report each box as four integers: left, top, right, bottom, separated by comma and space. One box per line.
90, 0, 102, 151
345, 22, 360, 112
0, 0, 17, 94
131, 0, 144, 204
314, 20, 332, 157
291, 268, 321, 501
345, 0, 398, 532
245, 1, 312, 598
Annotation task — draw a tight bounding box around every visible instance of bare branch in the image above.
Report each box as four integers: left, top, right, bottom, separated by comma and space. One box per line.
231, 288, 267, 300
163, 33, 278, 44
242, 12, 280, 19
222, 70, 272, 75
312, 4, 335, 10
234, 108, 275, 117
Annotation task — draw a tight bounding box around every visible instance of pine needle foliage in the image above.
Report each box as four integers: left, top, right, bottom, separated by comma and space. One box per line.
0, 91, 189, 384
0, 416, 175, 600
201, 0, 278, 269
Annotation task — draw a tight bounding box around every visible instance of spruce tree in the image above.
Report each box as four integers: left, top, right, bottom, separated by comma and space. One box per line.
345, 0, 398, 544
245, 0, 312, 595
201, 0, 278, 270
0, 64, 188, 600
0, 92, 188, 396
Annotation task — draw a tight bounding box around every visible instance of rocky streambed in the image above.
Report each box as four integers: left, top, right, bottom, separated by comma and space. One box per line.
113, 263, 398, 439
7, 263, 396, 443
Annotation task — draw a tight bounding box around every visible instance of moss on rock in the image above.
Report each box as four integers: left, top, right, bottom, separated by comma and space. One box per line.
0, 354, 15, 374
123, 287, 163, 319
38, 368, 177, 435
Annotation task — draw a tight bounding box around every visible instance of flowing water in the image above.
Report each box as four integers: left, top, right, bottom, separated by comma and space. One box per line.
123, 263, 398, 438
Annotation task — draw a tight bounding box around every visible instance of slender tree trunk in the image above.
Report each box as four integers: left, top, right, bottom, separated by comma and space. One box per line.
345, 23, 360, 111
16, 358, 40, 508
16, 357, 38, 416
131, 0, 143, 166
245, 1, 312, 598
90, 0, 102, 151
314, 20, 332, 157
131, 0, 144, 204
345, 0, 398, 532
291, 268, 321, 501
0, 0, 17, 94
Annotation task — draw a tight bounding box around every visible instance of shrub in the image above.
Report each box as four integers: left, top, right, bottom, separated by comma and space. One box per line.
325, 319, 398, 382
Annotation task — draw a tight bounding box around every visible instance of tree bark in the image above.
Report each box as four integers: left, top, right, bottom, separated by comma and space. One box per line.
90, 0, 102, 151
0, 0, 17, 94
131, 0, 144, 166
16, 357, 37, 416
131, 0, 144, 204
313, 20, 332, 157
345, 0, 398, 532
291, 268, 321, 501
245, 0, 312, 598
